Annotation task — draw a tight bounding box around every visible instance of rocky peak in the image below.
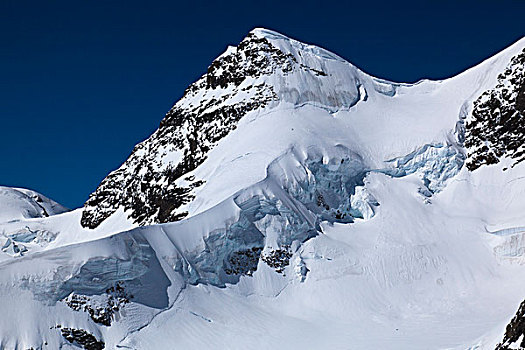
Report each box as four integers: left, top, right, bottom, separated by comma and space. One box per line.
81, 28, 339, 229
205, 30, 297, 90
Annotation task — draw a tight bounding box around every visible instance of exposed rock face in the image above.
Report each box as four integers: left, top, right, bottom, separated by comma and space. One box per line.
496, 299, 525, 350
224, 247, 263, 276
59, 327, 104, 350
465, 48, 525, 171
81, 32, 307, 228
63, 282, 132, 326
261, 246, 293, 274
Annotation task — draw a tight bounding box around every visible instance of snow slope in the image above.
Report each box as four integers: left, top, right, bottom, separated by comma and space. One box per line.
0, 190, 134, 261
0, 186, 68, 223
1, 29, 525, 349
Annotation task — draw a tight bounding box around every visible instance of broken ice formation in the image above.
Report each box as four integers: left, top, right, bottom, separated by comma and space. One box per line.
20, 233, 170, 310
380, 143, 465, 194
1, 238, 27, 257
171, 149, 379, 286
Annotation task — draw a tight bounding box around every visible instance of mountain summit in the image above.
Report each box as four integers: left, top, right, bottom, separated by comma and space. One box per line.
81, 28, 371, 228
1, 29, 525, 349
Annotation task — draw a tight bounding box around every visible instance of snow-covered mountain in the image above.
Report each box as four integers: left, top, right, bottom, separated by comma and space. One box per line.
0, 186, 68, 223
1, 28, 525, 349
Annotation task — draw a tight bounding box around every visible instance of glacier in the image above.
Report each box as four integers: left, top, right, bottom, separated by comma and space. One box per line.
0, 28, 525, 349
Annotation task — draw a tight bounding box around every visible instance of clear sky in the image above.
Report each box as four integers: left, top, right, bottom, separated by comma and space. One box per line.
1, 0, 524, 209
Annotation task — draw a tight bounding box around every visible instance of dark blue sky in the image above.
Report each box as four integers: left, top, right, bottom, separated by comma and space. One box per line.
1, 0, 524, 209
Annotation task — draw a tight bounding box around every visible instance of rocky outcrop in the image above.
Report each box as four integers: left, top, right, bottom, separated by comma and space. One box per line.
58, 326, 104, 350
261, 246, 293, 274
496, 299, 525, 350
466, 48, 525, 171
63, 282, 132, 326
224, 247, 263, 276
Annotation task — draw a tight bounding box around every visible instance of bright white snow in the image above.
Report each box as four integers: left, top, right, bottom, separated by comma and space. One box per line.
1, 28, 525, 349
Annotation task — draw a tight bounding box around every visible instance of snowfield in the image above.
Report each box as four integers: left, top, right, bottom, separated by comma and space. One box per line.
1, 29, 525, 349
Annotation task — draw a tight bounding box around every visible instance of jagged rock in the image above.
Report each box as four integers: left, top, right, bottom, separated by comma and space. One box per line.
466, 48, 525, 171
63, 282, 132, 326
261, 246, 293, 274
59, 326, 104, 350
496, 299, 525, 350
224, 247, 263, 276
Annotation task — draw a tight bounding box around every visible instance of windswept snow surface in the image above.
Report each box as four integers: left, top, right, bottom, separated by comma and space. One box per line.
1, 29, 525, 349
0, 189, 135, 261
0, 187, 68, 223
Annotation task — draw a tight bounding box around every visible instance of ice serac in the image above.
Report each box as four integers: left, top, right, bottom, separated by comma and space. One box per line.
80, 28, 368, 229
